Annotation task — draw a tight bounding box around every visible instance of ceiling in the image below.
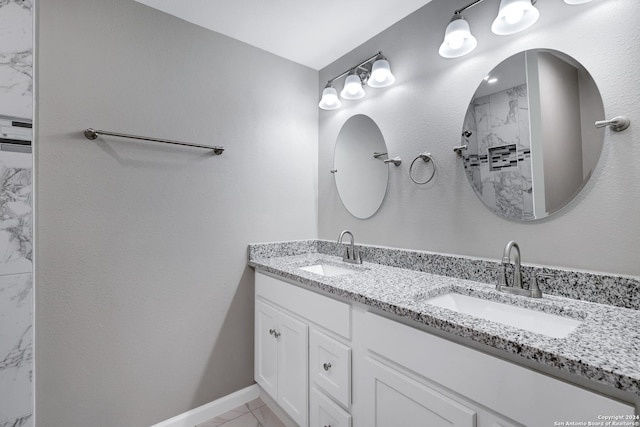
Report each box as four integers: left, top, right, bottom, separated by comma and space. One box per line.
134, 0, 434, 70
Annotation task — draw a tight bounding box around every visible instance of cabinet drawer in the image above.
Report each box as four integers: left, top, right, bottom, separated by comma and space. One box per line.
310, 329, 351, 408
310, 387, 352, 427
256, 272, 351, 339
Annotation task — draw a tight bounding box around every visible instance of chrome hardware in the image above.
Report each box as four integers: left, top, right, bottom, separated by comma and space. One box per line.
595, 116, 630, 132
84, 128, 224, 154
373, 152, 388, 159
496, 241, 548, 298
530, 272, 554, 299
409, 152, 436, 185
330, 169, 338, 174
501, 241, 522, 289
453, 145, 468, 156
462, 129, 473, 138
383, 157, 402, 166
338, 230, 362, 264
269, 329, 281, 338
323, 362, 332, 371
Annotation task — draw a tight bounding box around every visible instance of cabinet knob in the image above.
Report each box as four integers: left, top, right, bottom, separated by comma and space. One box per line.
323, 362, 332, 371
269, 329, 281, 338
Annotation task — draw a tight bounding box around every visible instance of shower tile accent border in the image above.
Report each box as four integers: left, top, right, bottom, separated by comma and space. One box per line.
248, 240, 640, 310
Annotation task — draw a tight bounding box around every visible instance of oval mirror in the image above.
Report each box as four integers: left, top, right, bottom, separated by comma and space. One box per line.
334, 114, 389, 219
461, 49, 605, 221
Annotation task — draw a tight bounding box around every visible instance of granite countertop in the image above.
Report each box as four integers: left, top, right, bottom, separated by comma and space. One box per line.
249, 251, 640, 398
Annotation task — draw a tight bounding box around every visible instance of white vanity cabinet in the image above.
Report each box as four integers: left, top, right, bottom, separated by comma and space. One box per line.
255, 271, 635, 427
353, 309, 635, 427
255, 272, 353, 427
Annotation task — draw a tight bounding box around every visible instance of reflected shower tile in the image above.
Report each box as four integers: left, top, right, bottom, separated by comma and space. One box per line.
489, 90, 513, 127
488, 123, 519, 147
474, 102, 491, 132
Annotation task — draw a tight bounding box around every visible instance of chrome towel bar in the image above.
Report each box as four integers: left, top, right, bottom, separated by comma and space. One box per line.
84, 128, 224, 154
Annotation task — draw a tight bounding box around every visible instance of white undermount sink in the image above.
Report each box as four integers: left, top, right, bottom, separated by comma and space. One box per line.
425, 292, 582, 339
299, 264, 355, 277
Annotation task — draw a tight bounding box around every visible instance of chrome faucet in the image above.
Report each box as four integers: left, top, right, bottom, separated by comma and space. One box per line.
501, 240, 523, 289
337, 230, 362, 264
496, 240, 548, 298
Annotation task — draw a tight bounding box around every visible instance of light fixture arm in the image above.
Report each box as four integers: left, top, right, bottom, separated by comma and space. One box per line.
454, 0, 486, 15
454, 0, 536, 15
324, 51, 384, 86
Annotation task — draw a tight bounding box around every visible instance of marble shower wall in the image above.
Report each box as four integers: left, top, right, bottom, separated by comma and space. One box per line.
464, 84, 534, 220
0, 1, 33, 426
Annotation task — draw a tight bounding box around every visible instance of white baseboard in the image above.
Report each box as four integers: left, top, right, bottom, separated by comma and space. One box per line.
150, 384, 260, 427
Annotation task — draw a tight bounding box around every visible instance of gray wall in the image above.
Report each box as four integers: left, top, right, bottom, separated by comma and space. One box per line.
35, 0, 318, 425
319, 0, 640, 276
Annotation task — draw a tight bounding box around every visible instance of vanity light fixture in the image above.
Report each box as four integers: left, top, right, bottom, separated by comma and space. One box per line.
340, 69, 366, 100
441, 0, 597, 58
318, 83, 342, 110
439, 14, 478, 58
491, 0, 539, 35
319, 52, 395, 110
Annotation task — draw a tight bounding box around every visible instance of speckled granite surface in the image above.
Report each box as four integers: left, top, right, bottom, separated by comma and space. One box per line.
248, 241, 640, 397
249, 240, 640, 310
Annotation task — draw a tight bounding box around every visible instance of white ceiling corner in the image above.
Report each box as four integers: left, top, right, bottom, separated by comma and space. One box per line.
133, 0, 433, 70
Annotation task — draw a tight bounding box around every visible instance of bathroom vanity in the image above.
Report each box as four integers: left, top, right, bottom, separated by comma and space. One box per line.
250, 240, 640, 427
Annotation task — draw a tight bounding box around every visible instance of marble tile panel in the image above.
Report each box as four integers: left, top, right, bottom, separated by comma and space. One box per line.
0, 0, 33, 119
0, 273, 32, 426
0, 152, 32, 276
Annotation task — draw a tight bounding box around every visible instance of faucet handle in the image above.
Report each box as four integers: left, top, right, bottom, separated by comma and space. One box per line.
530, 272, 554, 298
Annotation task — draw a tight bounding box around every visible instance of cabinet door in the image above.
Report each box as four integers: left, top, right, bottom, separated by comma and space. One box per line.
278, 310, 309, 427
255, 299, 279, 398
363, 357, 476, 427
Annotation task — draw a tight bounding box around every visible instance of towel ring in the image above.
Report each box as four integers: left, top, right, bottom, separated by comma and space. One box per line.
409, 152, 436, 185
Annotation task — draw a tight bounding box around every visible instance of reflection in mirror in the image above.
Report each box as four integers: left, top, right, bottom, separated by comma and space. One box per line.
334, 114, 388, 219
462, 49, 604, 221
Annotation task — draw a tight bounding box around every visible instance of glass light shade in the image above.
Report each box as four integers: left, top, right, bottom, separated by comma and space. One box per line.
439, 16, 478, 58
340, 73, 365, 100
564, 0, 592, 3
367, 58, 395, 88
318, 86, 341, 110
491, 0, 540, 35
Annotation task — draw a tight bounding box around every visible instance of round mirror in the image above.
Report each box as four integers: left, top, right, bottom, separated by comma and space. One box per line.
461, 49, 605, 221
334, 114, 389, 219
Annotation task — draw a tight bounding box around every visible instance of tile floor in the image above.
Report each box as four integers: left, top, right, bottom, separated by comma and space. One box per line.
196, 397, 286, 427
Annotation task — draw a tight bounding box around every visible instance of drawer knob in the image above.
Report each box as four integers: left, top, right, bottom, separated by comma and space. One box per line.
323, 362, 332, 371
